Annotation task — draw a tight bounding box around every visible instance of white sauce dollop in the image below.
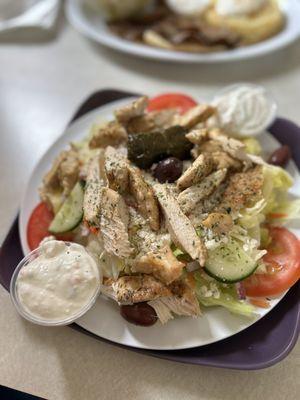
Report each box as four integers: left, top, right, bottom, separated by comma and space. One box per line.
16, 241, 100, 323
212, 85, 277, 137
166, 0, 210, 15
215, 0, 266, 16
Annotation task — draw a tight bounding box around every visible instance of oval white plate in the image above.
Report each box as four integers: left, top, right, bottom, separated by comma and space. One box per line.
19, 97, 300, 350
65, 0, 300, 63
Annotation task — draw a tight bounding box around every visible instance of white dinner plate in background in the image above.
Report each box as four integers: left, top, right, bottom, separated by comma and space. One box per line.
65, 0, 300, 63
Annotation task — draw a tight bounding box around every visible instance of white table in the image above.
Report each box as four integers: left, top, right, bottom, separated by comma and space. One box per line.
0, 21, 299, 400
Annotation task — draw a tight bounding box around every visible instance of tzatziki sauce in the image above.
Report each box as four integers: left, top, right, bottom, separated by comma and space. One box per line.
14, 241, 100, 324
212, 84, 277, 137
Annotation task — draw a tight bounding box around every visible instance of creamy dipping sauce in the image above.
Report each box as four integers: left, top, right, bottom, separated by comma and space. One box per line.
216, 0, 266, 17
166, 0, 210, 15
213, 85, 277, 137
15, 241, 100, 323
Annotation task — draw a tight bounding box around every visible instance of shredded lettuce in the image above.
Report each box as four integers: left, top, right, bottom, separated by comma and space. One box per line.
195, 273, 255, 318
242, 137, 262, 155
262, 165, 293, 214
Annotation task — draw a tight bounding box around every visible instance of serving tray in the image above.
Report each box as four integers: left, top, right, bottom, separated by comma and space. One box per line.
0, 89, 299, 370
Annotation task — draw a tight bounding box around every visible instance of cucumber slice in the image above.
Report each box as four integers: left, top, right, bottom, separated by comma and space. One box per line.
204, 239, 257, 283
49, 181, 84, 234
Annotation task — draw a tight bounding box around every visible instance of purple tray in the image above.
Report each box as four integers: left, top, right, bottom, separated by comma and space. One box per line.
0, 89, 299, 370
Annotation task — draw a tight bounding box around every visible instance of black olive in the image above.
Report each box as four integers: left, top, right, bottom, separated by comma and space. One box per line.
268, 145, 291, 167
152, 157, 183, 183
120, 303, 157, 326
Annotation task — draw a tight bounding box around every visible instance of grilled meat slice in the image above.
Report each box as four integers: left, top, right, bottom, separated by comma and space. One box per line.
127, 109, 177, 134
178, 169, 227, 215
177, 153, 213, 190
202, 212, 233, 235
148, 279, 201, 323
154, 184, 207, 266
104, 146, 129, 193
89, 121, 127, 149
40, 149, 79, 212
216, 166, 264, 214
132, 245, 184, 285
186, 128, 208, 145
104, 274, 172, 304
83, 152, 106, 228
128, 166, 160, 231
114, 96, 148, 124
175, 104, 215, 129
100, 187, 133, 258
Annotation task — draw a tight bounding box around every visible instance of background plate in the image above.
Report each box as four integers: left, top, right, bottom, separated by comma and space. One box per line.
17, 91, 300, 350
65, 0, 300, 63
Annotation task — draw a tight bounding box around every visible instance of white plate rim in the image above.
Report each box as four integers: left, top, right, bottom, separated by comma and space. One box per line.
65, 0, 300, 63
18, 97, 300, 350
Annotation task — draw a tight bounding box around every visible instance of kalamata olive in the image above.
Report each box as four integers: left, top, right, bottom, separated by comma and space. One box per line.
152, 157, 183, 183
120, 303, 157, 326
268, 145, 291, 167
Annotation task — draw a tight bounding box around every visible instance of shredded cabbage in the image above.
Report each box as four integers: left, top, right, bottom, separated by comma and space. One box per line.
195, 273, 256, 318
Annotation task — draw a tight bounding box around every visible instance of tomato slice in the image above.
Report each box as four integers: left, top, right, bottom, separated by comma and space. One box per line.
244, 227, 300, 297
147, 93, 197, 114
27, 202, 74, 251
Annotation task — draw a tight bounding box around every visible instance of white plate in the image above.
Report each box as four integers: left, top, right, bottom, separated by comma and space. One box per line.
19, 97, 300, 350
65, 0, 300, 63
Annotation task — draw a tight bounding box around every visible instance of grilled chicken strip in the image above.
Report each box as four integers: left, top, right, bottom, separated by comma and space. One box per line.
178, 169, 227, 215
132, 245, 184, 285
104, 146, 129, 193
176, 104, 215, 129
83, 152, 106, 228
89, 121, 127, 149
211, 151, 242, 171
127, 109, 176, 134
148, 279, 201, 324
216, 166, 264, 214
186, 128, 208, 145
114, 96, 148, 124
208, 129, 252, 168
128, 166, 160, 231
177, 153, 213, 190
40, 149, 79, 212
202, 212, 233, 235
154, 184, 207, 266
100, 187, 133, 258
103, 275, 171, 304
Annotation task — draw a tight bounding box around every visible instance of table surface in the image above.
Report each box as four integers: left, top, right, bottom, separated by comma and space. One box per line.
0, 15, 300, 400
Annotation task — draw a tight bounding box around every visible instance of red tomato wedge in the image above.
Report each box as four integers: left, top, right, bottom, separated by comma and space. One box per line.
244, 227, 300, 297
147, 93, 197, 114
27, 202, 74, 251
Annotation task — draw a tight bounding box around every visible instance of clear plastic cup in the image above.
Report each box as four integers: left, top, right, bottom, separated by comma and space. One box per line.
10, 242, 101, 326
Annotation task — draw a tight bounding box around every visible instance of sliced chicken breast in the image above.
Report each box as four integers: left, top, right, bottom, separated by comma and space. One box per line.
100, 187, 133, 258
202, 212, 233, 235
89, 121, 127, 149
178, 169, 227, 214
154, 184, 207, 266
114, 96, 148, 123
104, 146, 129, 193
128, 166, 160, 231
176, 104, 215, 129
104, 275, 171, 304
185, 128, 208, 145
177, 153, 214, 190
148, 280, 201, 324
132, 245, 184, 284
83, 152, 106, 228
216, 166, 264, 214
